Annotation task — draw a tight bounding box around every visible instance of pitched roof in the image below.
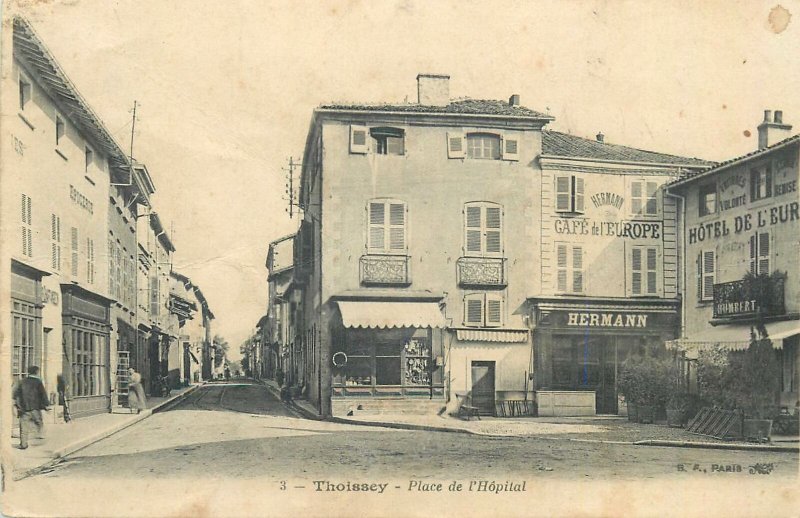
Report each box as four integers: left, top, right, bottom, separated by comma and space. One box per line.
668, 134, 800, 187
542, 130, 712, 167
320, 99, 553, 120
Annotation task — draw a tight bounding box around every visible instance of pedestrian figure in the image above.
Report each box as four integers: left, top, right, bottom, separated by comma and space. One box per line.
127, 368, 147, 414
12, 365, 50, 449
57, 374, 71, 423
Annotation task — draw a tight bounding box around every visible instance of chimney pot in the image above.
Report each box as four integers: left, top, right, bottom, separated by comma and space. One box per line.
509, 94, 520, 107
764, 110, 772, 122
757, 109, 792, 149
775, 110, 783, 124
596, 132, 605, 143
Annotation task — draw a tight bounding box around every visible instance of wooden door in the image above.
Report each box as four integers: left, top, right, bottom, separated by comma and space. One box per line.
471, 361, 496, 416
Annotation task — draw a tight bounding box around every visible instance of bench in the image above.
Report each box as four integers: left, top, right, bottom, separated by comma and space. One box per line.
455, 392, 481, 420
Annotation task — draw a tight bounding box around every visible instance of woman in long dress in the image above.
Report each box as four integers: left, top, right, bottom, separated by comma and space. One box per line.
128, 368, 147, 414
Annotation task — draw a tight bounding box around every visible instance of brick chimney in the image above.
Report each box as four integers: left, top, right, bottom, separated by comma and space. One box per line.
417, 74, 450, 107
757, 109, 792, 149
509, 94, 520, 107
596, 132, 605, 143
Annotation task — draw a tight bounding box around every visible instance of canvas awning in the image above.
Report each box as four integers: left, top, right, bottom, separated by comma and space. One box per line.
455, 328, 529, 343
336, 301, 445, 329
667, 319, 800, 351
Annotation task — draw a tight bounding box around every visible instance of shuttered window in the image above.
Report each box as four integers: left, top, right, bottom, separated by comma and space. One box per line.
631, 246, 660, 296
20, 194, 33, 258
350, 125, 368, 154
750, 232, 770, 275
109, 237, 117, 298
698, 250, 716, 301
86, 238, 96, 284
367, 200, 407, 253
70, 227, 79, 277
464, 202, 503, 257
631, 180, 658, 216
554, 175, 584, 214
750, 165, 772, 201
466, 133, 501, 159
463, 293, 504, 327
555, 243, 583, 293
51, 214, 61, 270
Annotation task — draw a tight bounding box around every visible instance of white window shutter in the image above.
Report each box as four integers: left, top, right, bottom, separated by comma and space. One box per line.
501, 135, 520, 161
555, 176, 571, 212
368, 202, 385, 251
572, 246, 583, 293
631, 247, 642, 296
447, 132, 466, 159
484, 206, 502, 255
485, 294, 503, 327
574, 177, 585, 214
702, 250, 715, 300
464, 295, 484, 326
388, 202, 406, 251
631, 181, 643, 214
465, 205, 482, 254
350, 125, 368, 154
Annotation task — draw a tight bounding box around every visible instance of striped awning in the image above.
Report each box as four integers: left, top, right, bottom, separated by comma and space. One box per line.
337, 301, 445, 329
666, 319, 800, 351
455, 328, 529, 343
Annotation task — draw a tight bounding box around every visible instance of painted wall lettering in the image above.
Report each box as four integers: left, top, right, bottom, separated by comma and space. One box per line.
590, 192, 624, 209
69, 184, 93, 215
554, 219, 661, 239
688, 201, 799, 244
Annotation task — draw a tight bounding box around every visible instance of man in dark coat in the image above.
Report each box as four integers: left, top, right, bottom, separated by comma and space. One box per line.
12, 365, 50, 449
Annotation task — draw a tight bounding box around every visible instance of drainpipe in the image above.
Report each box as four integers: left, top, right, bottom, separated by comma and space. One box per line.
664, 188, 687, 340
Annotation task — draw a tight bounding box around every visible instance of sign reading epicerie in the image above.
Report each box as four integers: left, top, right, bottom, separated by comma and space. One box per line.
554, 219, 661, 239
688, 201, 800, 244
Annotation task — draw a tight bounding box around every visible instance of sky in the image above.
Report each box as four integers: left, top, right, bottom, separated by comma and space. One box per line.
7, 0, 800, 358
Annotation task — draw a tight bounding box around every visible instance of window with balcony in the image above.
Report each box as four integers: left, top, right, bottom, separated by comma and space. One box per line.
463, 293, 504, 327
555, 175, 585, 214
362, 199, 409, 285
458, 202, 506, 287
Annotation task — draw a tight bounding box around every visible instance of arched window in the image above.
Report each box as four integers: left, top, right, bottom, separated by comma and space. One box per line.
466, 133, 500, 159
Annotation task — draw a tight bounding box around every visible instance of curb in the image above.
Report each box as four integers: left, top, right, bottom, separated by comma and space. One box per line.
258, 380, 324, 421
13, 384, 201, 481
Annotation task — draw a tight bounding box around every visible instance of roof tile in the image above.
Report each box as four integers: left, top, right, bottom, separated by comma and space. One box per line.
320, 99, 552, 119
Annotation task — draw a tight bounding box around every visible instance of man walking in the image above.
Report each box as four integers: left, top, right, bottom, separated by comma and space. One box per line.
12, 365, 50, 449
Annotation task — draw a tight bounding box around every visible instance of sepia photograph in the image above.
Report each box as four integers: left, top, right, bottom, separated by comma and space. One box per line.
1, 1, 799, 516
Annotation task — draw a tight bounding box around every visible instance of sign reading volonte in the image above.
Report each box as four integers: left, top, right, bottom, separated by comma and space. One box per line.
566, 312, 648, 328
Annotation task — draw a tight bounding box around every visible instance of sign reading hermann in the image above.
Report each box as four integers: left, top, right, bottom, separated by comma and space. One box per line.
566, 312, 648, 328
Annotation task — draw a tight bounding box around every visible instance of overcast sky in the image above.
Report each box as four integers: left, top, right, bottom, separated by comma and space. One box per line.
9, 0, 799, 357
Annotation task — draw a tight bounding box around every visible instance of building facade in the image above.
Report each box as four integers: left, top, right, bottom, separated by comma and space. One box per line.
528, 131, 709, 415
265, 234, 295, 386
667, 111, 800, 411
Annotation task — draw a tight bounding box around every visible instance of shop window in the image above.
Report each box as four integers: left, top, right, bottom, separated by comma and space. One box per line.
631, 179, 658, 216
19, 74, 31, 111
463, 293, 504, 327
750, 165, 772, 202
551, 339, 574, 388
51, 214, 61, 271
70, 325, 108, 397
11, 301, 38, 380
370, 127, 404, 155
367, 199, 407, 253
697, 250, 716, 301
555, 175, 585, 214
556, 243, 583, 293
699, 183, 716, 217
21, 194, 32, 258
630, 246, 660, 296
464, 202, 503, 257
749, 232, 770, 275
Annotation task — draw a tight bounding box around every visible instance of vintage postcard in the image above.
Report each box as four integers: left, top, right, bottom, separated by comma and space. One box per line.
1, 1, 799, 516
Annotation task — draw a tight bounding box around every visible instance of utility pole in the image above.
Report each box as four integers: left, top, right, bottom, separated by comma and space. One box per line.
129, 100, 138, 160
282, 157, 302, 219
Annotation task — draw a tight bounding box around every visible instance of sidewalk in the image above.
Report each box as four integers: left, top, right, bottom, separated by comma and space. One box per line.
6, 384, 200, 480
255, 378, 799, 453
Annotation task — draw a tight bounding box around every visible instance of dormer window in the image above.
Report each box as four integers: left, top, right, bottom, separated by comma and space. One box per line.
466, 133, 500, 159
370, 127, 404, 155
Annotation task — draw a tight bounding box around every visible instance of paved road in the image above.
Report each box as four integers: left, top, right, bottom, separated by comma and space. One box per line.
4, 381, 797, 517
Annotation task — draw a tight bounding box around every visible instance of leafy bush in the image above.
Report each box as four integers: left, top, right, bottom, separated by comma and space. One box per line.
618, 354, 678, 409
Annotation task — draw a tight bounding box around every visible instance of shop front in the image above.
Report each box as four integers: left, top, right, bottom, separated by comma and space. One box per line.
330, 298, 446, 416
61, 284, 112, 418
530, 297, 679, 416
10, 260, 46, 382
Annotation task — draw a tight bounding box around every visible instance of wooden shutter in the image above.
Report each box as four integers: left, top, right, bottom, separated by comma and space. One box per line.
388, 202, 406, 251
368, 202, 386, 251
501, 135, 520, 161
447, 132, 466, 159
631, 181, 643, 214
574, 177, 585, 214
464, 295, 484, 326
696, 253, 703, 301
465, 205, 482, 254
555, 176, 571, 212
572, 245, 583, 293
556, 243, 568, 292
646, 247, 658, 294
646, 181, 658, 215
758, 232, 770, 275
485, 294, 503, 327
631, 247, 642, 295
749, 234, 757, 275
702, 250, 715, 300
350, 125, 368, 154
485, 206, 502, 255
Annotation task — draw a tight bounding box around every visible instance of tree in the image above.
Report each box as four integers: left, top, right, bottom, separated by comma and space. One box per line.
213, 335, 229, 369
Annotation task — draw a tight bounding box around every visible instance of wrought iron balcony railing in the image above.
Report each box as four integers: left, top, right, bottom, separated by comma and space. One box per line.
360, 254, 411, 286
712, 274, 786, 319
457, 256, 507, 288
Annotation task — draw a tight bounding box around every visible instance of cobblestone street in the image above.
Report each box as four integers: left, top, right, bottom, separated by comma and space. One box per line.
4, 382, 797, 517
